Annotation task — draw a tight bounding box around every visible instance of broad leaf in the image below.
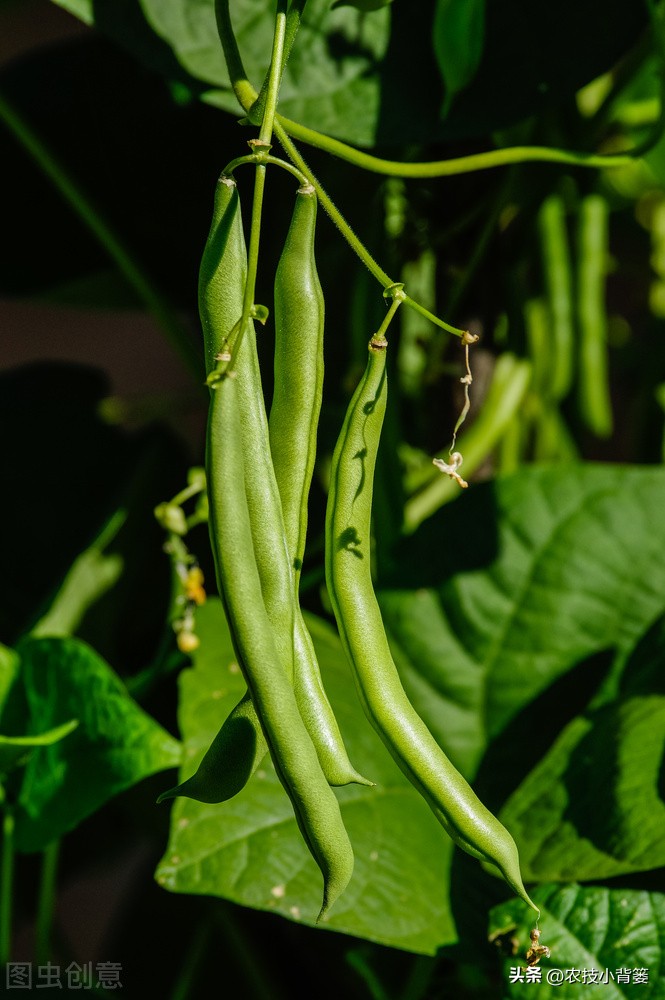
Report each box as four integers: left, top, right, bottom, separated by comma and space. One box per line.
13, 636, 181, 851
379, 465, 665, 778
51, 0, 646, 143
490, 884, 665, 999
139, 0, 390, 145
498, 610, 665, 882
158, 465, 665, 951
500, 696, 665, 882
156, 598, 457, 955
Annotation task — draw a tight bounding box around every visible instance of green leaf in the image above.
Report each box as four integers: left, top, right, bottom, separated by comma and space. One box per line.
490, 884, 665, 999
51, 0, 93, 23
0, 720, 79, 778
140, 0, 391, 145
156, 598, 457, 955
158, 465, 665, 951
13, 636, 181, 852
498, 609, 665, 883
49, 0, 646, 144
500, 696, 665, 882
379, 465, 665, 778
433, 0, 485, 117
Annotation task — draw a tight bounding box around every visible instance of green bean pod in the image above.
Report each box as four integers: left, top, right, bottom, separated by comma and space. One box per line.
173, 172, 270, 798
577, 194, 613, 438
271, 185, 323, 583
200, 173, 297, 698
205, 178, 294, 706
207, 370, 354, 919
235, 316, 296, 693
198, 173, 245, 370
325, 335, 538, 915
538, 195, 574, 401
270, 186, 370, 787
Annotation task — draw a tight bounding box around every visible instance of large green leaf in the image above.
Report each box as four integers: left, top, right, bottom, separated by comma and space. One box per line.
500, 696, 665, 882
156, 597, 457, 955
140, 0, 391, 145
13, 636, 181, 851
379, 465, 665, 778
158, 465, 665, 952
51, 0, 646, 144
490, 884, 665, 999
498, 610, 665, 883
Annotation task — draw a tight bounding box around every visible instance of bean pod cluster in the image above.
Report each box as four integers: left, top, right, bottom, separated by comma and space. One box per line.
162, 169, 538, 921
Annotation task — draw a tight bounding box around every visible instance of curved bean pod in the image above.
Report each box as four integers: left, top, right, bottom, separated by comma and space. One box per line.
270, 186, 371, 787
208, 369, 354, 919
325, 335, 538, 914
577, 194, 613, 438
199, 171, 307, 687
186, 172, 269, 795
270, 185, 323, 582
538, 195, 574, 402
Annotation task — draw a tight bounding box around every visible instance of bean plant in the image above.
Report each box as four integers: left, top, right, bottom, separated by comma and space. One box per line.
1, 0, 665, 996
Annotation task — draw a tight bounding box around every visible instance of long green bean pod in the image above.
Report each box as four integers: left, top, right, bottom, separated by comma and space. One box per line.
270, 185, 370, 787
538, 195, 574, 401
271, 185, 323, 583
199, 171, 299, 691
577, 194, 613, 437
325, 335, 538, 914
162, 172, 268, 803
207, 369, 354, 919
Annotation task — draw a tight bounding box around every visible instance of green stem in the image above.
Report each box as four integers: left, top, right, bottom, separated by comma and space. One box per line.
252, 0, 309, 120
215, 0, 465, 337
258, 1, 287, 145
223, 1, 287, 369
273, 119, 394, 281
273, 128, 465, 336
281, 0, 309, 73
0, 803, 15, 965
35, 840, 60, 966
274, 114, 661, 178
237, 164, 268, 338
223, 153, 308, 186
402, 293, 467, 336
377, 288, 404, 336
214, 0, 391, 286
0, 90, 202, 383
